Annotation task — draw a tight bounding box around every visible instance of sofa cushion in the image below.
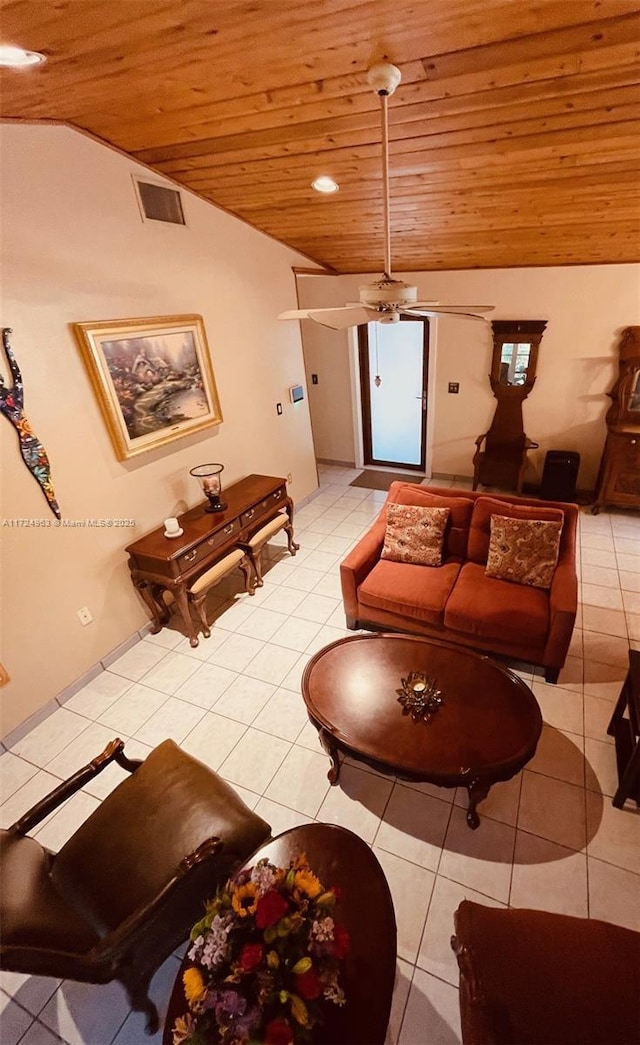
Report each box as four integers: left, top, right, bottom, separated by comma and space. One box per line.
467, 496, 564, 566
359, 559, 461, 627
381, 504, 450, 566
386, 483, 474, 560
486, 515, 563, 589
444, 562, 549, 646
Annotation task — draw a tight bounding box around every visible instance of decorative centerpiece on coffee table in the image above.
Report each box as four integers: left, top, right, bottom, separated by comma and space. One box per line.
172, 852, 349, 1044
396, 671, 443, 723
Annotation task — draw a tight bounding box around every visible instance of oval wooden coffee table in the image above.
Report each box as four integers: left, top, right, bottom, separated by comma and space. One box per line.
302, 634, 542, 829
162, 824, 396, 1044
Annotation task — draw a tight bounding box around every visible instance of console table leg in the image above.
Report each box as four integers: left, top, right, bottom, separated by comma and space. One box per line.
318, 727, 341, 784
134, 580, 169, 634
466, 780, 490, 830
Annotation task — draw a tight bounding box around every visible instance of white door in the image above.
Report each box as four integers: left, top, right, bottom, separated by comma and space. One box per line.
358, 318, 428, 470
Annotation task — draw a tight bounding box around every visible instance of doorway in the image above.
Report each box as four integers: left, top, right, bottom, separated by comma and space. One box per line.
357, 318, 429, 471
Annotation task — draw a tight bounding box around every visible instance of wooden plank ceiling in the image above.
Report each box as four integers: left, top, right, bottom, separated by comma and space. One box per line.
1, 0, 639, 272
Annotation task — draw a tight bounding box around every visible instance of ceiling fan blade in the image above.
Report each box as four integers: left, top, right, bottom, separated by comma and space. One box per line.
402, 308, 490, 322
278, 305, 375, 329
278, 309, 318, 320
309, 306, 378, 329
412, 303, 495, 313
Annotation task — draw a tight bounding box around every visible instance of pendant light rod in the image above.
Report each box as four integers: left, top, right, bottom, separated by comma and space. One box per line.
367, 62, 401, 280
381, 93, 392, 278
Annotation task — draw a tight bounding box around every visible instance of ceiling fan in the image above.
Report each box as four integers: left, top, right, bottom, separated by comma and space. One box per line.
279, 62, 494, 331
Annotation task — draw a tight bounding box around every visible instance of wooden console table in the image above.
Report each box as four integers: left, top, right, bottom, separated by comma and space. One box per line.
126, 474, 294, 648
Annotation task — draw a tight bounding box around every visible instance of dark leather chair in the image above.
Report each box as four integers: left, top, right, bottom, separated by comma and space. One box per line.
0, 738, 271, 1033
451, 900, 640, 1044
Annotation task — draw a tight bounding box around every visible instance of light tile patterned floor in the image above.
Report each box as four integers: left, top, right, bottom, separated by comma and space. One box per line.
1, 465, 639, 1044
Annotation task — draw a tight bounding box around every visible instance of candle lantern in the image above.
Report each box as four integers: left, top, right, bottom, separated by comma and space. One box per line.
190, 463, 227, 512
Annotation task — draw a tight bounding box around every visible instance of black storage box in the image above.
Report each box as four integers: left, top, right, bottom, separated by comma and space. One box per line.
539, 450, 580, 502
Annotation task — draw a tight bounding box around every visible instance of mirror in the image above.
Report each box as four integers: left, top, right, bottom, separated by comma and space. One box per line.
490, 320, 547, 390
627, 370, 640, 413
607, 327, 640, 426
499, 342, 532, 386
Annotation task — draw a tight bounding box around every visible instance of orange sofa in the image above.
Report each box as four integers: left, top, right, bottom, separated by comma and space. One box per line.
340, 483, 578, 683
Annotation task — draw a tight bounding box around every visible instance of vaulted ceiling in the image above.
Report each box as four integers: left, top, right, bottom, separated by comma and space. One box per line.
1, 0, 639, 273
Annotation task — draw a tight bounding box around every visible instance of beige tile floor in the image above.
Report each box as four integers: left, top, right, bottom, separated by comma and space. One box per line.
1, 464, 639, 1044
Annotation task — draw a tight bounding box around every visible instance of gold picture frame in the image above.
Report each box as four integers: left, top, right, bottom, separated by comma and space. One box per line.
73, 314, 223, 460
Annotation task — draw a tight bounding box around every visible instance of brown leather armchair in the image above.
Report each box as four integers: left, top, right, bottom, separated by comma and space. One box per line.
0, 738, 271, 1033
451, 900, 640, 1044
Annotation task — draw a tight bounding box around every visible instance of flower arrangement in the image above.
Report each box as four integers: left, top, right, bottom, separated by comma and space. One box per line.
172, 852, 350, 1045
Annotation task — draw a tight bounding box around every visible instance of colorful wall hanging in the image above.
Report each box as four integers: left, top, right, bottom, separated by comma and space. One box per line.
0, 327, 61, 519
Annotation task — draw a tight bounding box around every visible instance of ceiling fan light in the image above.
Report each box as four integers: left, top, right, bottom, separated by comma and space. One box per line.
311, 175, 339, 194
360, 280, 418, 307
0, 44, 46, 67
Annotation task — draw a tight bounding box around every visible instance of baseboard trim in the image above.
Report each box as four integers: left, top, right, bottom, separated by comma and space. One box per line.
2, 486, 325, 745
431, 472, 473, 483
2, 626, 150, 747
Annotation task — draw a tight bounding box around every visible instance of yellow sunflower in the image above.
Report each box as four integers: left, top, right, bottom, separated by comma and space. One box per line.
231, 881, 258, 917
183, 967, 206, 1005
293, 868, 323, 899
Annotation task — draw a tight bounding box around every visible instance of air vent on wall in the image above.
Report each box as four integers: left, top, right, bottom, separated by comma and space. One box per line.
133, 176, 186, 225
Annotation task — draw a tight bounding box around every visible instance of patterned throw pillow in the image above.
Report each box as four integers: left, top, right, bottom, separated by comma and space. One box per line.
381, 504, 450, 566
485, 514, 563, 589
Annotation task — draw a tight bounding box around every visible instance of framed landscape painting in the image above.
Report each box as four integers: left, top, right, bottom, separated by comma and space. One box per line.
73, 314, 223, 460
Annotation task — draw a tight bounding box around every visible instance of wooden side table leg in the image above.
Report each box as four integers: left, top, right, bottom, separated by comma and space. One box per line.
607, 686, 628, 737
318, 726, 341, 784
466, 779, 490, 829
612, 745, 640, 809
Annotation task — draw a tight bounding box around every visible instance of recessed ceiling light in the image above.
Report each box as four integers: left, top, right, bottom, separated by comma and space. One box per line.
311, 175, 339, 194
0, 45, 47, 68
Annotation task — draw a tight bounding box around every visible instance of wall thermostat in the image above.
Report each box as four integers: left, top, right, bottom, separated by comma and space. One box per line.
289, 384, 305, 404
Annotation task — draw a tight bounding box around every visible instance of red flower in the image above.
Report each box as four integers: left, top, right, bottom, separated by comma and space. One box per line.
331, 923, 350, 959
239, 942, 263, 972
255, 889, 289, 929
265, 1018, 294, 1044
295, 966, 322, 1000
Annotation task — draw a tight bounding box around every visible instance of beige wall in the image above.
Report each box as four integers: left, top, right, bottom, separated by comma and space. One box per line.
0, 124, 318, 736
298, 265, 640, 482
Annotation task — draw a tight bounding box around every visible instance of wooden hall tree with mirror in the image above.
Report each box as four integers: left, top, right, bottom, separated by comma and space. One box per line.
592, 326, 640, 514
472, 320, 546, 494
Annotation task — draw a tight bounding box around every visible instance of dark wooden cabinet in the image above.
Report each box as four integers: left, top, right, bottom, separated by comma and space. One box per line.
126, 474, 294, 644
592, 327, 640, 513
593, 430, 640, 513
